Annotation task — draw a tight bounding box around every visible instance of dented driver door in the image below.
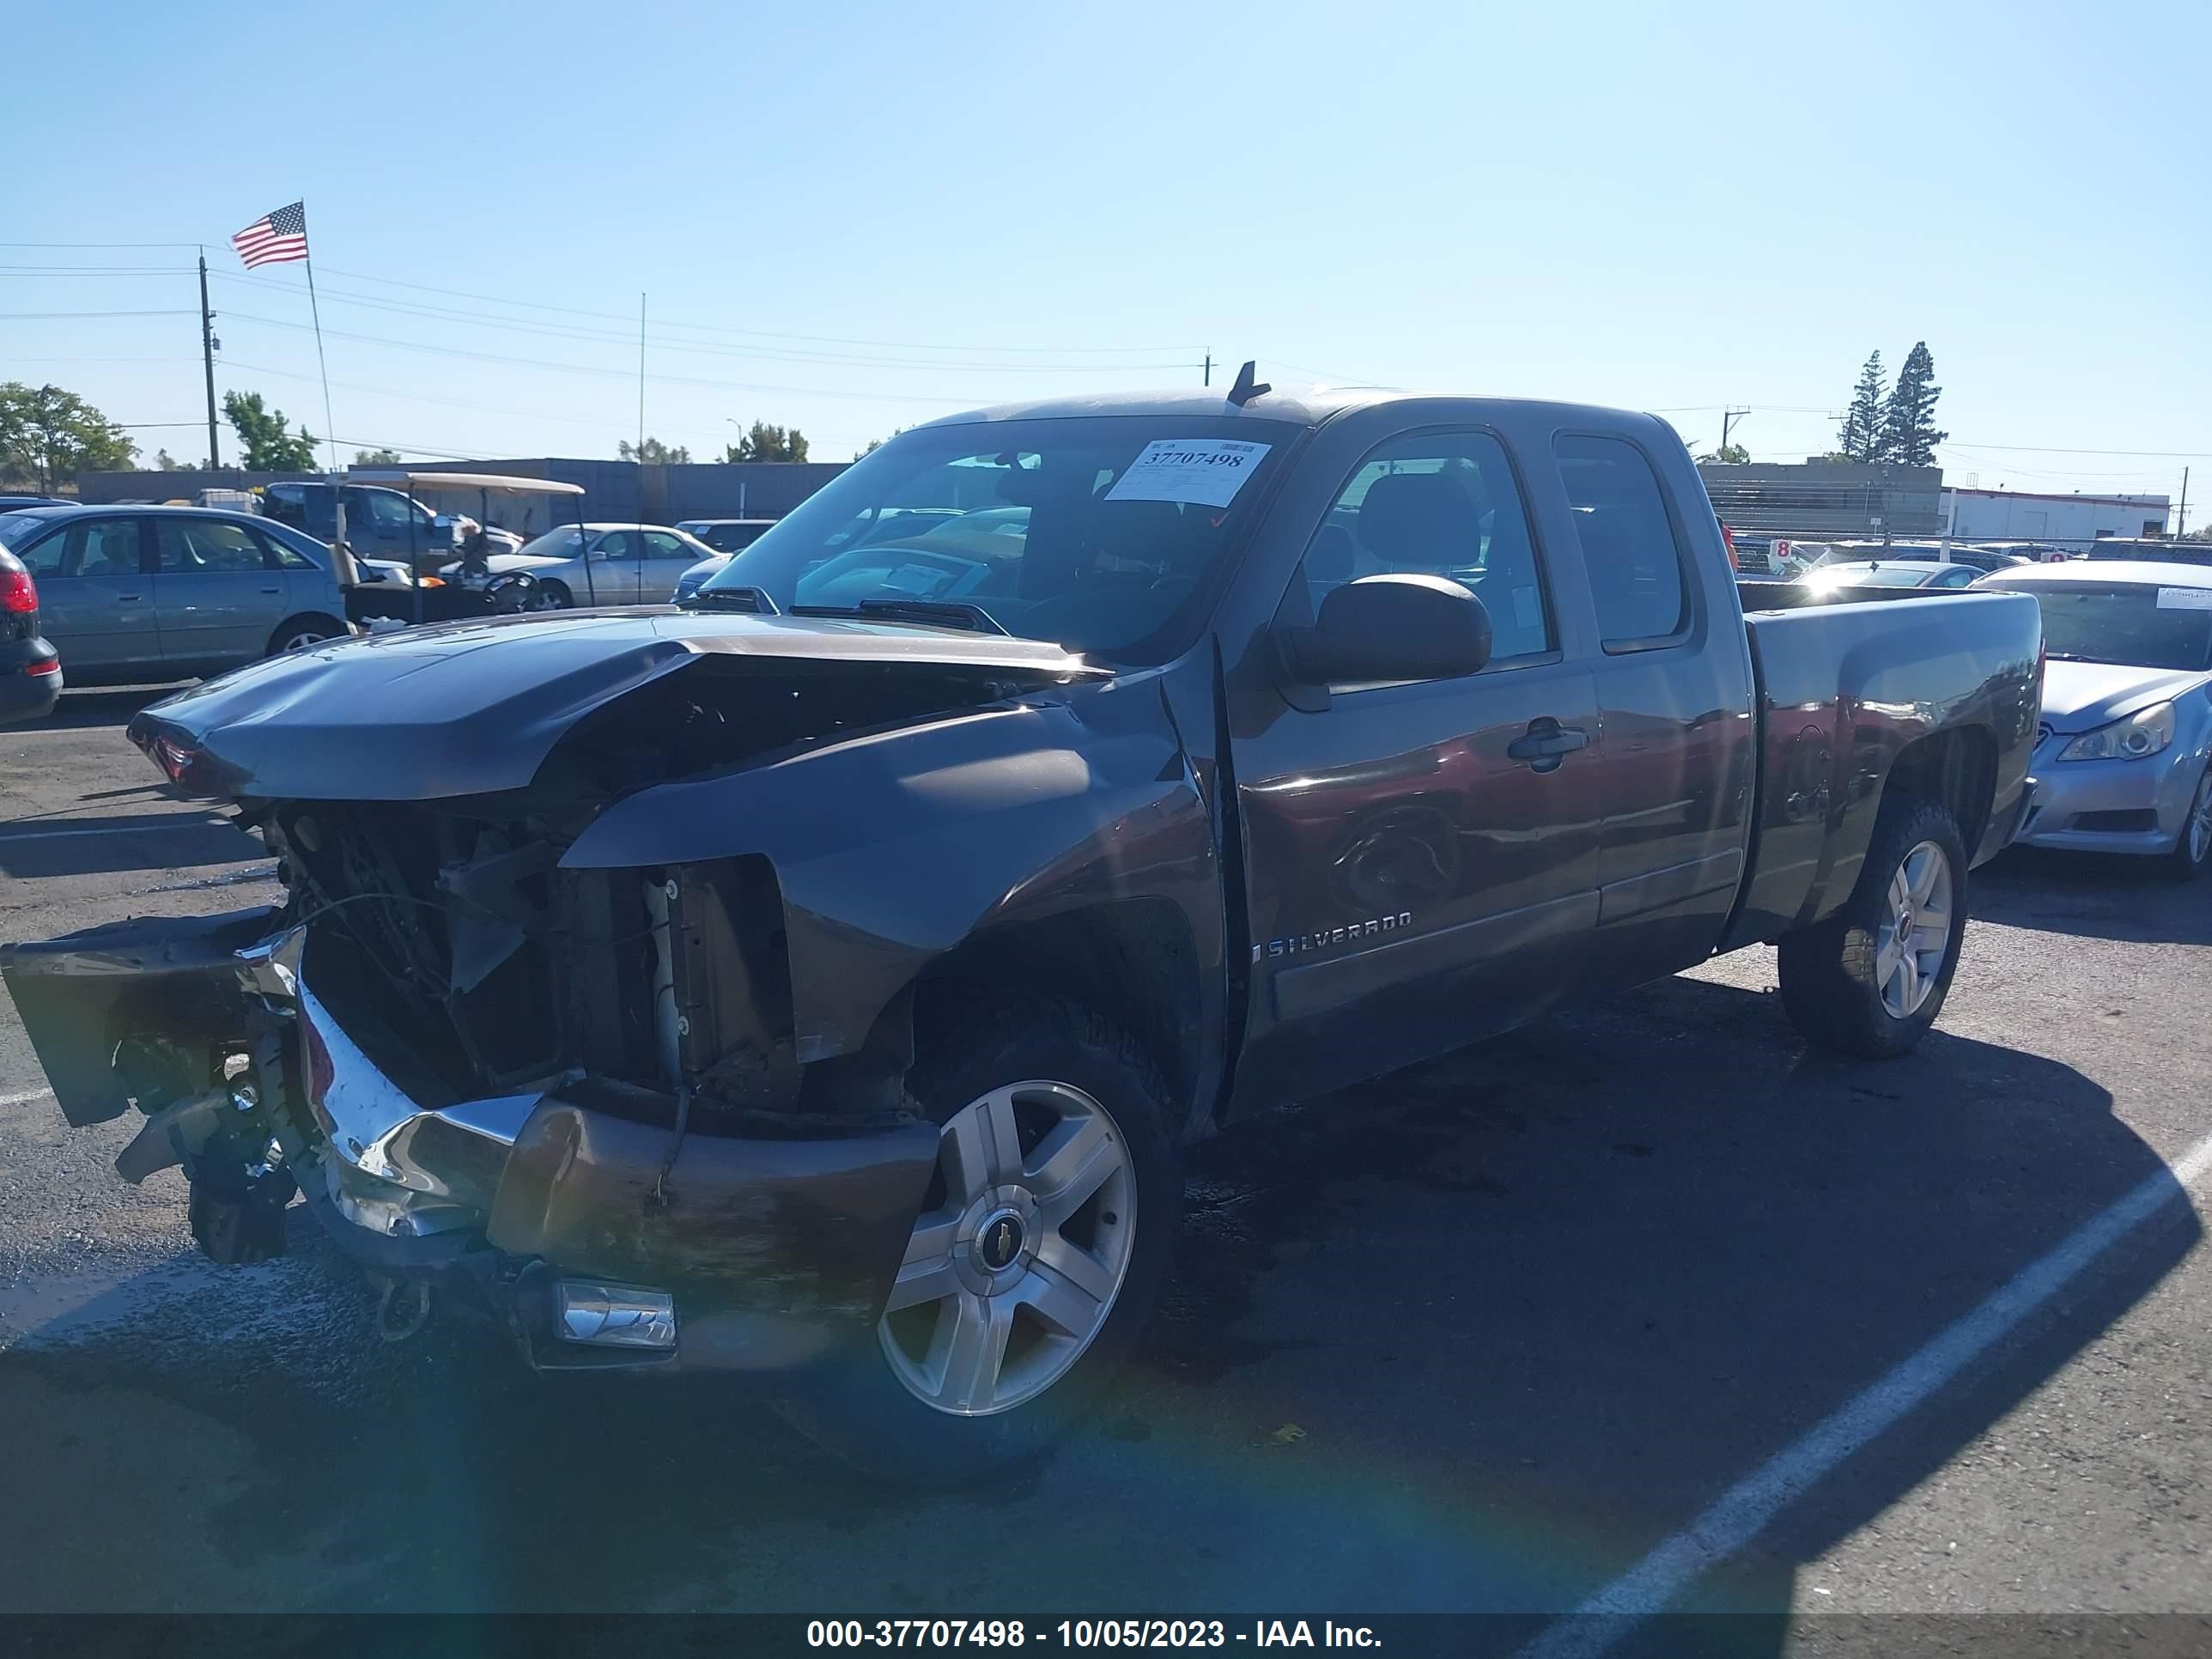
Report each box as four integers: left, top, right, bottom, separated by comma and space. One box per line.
1226, 422, 1604, 1109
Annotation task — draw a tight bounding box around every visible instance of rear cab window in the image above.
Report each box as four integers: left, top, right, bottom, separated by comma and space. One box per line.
1553, 434, 1693, 650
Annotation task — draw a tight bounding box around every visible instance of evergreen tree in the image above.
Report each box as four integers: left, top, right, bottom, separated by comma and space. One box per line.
1879, 341, 1948, 467
1836, 351, 1886, 463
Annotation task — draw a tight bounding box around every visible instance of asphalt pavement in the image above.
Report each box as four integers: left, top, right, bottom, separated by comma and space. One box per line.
2, 688, 2208, 1646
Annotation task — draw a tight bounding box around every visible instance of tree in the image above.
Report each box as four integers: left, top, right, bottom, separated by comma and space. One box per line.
722, 422, 809, 463
1879, 341, 1948, 467
155, 447, 181, 470
354, 447, 403, 465
857, 428, 905, 459
0, 382, 137, 490
1835, 351, 1886, 463
1696, 442, 1751, 465
617, 436, 691, 464
222, 391, 319, 471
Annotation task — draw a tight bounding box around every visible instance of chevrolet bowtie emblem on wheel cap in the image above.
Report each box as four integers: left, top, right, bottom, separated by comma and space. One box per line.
979, 1213, 1024, 1273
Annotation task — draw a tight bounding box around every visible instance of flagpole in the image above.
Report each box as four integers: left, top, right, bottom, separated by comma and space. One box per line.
300, 210, 338, 473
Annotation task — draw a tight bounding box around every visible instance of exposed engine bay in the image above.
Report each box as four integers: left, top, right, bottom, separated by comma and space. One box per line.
1, 629, 1104, 1367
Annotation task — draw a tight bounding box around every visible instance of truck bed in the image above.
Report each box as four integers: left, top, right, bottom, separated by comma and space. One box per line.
1723, 588, 2043, 951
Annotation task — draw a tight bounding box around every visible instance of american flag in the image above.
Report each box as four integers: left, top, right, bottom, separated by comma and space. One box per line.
231, 201, 309, 269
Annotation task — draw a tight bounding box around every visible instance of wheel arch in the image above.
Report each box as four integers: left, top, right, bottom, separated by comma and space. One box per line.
265, 611, 346, 655
1883, 724, 1997, 860
911, 899, 1206, 1139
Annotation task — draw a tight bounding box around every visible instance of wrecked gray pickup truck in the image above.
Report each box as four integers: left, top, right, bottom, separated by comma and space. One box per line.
3, 385, 2041, 1480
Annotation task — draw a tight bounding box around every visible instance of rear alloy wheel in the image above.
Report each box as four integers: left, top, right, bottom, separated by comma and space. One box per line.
772, 994, 1179, 1482
879, 1081, 1137, 1416
1778, 791, 1968, 1058
1873, 841, 1954, 1018
2167, 763, 2212, 881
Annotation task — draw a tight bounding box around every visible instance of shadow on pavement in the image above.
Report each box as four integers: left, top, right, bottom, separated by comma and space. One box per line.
0, 809, 256, 878
31, 687, 178, 732
1975, 847, 2210, 945
0, 976, 2191, 1637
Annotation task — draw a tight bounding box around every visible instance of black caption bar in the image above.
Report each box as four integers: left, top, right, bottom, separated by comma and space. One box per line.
5, 1614, 2212, 1659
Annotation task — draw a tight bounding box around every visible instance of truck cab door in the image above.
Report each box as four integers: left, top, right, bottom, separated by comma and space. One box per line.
1549, 434, 1758, 992
1227, 426, 1603, 1110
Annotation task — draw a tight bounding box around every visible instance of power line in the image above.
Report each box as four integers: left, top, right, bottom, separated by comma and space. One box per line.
211, 273, 1194, 374
216, 357, 742, 449
0, 308, 198, 319
211, 270, 1198, 373
286, 263, 1197, 356
0, 264, 198, 276
0, 240, 203, 250
216, 307, 1006, 404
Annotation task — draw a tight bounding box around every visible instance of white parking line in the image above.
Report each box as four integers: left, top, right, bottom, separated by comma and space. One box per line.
1517, 1128, 2212, 1659
0, 1086, 54, 1109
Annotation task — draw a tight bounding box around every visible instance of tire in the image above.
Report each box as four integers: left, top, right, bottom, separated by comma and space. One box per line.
2163, 760, 2212, 882
773, 992, 1182, 1483
266, 614, 345, 655
1778, 790, 1969, 1059
530, 580, 573, 611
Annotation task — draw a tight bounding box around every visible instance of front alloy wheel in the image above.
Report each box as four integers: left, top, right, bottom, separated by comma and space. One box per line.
880, 1081, 1135, 1416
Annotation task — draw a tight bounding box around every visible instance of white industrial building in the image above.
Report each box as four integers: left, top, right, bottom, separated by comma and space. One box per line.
1941, 486, 2169, 549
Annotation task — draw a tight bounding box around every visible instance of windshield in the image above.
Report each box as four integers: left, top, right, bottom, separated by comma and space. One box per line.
0, 511, 47, 550
1984, 581, 2212, 671
515, 527, 586, 559
701, 415, 1299, 661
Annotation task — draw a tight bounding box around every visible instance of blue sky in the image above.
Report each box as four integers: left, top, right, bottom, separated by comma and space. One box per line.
5, 0, 2206, 510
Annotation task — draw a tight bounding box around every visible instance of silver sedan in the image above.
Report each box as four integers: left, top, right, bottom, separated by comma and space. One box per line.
1973, 561, 2212, 878
459, 523, 718, 609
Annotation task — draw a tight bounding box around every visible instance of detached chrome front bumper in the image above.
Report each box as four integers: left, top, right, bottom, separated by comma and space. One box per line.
1, 905, 940, 1374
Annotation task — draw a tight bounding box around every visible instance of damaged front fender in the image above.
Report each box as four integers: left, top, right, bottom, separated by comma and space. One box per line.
0, 907, 281, 1126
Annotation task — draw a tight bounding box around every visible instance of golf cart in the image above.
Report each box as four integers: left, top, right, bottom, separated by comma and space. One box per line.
333, 471, 588, 629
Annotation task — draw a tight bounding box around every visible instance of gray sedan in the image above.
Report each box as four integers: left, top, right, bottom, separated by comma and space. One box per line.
1974, 561, 2212, 878
0, 505, 350, 685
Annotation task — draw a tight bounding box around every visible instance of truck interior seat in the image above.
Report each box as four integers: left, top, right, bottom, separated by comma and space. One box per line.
1355, 471, 1480, 573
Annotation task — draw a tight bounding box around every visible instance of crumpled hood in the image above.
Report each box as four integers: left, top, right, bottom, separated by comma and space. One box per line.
128, 609, 1103, 803
2040, 659, 2212, 733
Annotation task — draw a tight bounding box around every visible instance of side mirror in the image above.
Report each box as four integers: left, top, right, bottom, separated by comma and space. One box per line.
1276, 574, 1493, 686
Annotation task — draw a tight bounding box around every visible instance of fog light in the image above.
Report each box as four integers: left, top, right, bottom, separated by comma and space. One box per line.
554, 1280, 678, 1350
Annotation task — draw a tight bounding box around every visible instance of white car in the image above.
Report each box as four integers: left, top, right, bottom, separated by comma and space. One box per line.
456, 523, 719, 608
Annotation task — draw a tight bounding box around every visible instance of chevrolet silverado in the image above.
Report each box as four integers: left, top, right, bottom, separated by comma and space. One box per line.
3, 382, 2042, 1480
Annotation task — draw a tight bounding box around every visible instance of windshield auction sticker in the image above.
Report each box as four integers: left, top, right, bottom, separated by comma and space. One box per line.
1106, 440, 1272, 508
2156, 586, 2212, 610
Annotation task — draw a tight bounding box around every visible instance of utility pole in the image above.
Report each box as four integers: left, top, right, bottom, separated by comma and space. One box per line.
2178, 467, 2190, 540
198, 252, 222, 469
1720, 407, 1750, 456
1203, 353, 1212, 389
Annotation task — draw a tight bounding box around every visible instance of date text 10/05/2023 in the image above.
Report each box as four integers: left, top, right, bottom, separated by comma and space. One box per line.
805, 1620, 1382, 1649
